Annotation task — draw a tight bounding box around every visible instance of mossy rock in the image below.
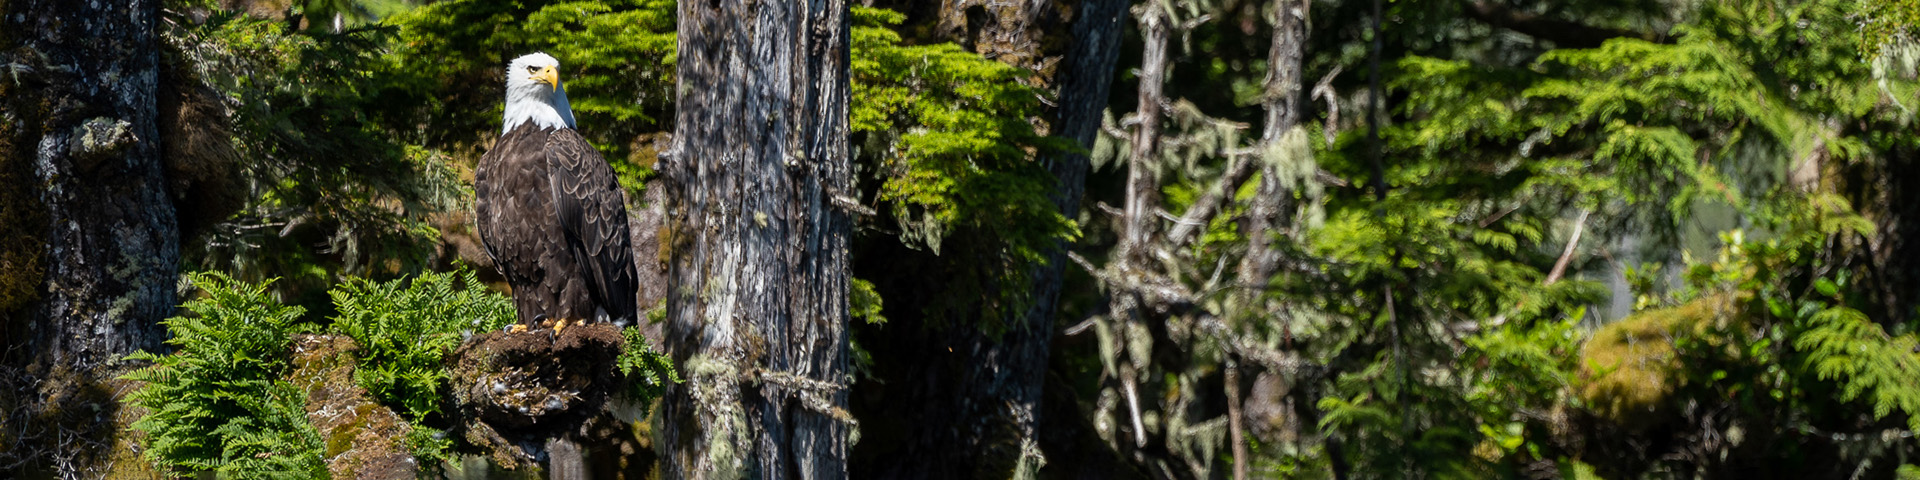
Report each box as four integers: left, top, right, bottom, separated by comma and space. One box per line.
1574, 294, 1743, 429
288, 334, 418, 480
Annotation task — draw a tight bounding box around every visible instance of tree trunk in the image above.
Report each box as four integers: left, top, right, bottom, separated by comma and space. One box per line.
0, 0, 174, 474
1104, 0, 1172, 459
658, 1, 852, 478
0, 0, 174, 371
1236, 0, 1311, 460
1238, 0, 1309, 292
1018, 0, 1126, 473
1122, 2, 1170, 261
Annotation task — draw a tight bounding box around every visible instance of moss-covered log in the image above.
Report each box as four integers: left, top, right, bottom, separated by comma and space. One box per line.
449, 321, 625, 472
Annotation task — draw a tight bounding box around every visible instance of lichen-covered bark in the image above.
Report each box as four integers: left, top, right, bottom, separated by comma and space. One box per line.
1, 3, 174, 464
1239, 0, 1309, 289
1121, 3, 1169, 261
659, 1, 852, 478
1234, 3, 1310, 474
1101, 1, 1174, 458
0, 0, 175, 372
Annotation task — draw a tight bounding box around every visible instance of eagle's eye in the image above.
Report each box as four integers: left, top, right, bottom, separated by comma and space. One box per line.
527, 66, 539, 74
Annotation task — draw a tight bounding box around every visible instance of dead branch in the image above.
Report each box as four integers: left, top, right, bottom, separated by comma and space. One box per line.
1544, 209, 1590, 285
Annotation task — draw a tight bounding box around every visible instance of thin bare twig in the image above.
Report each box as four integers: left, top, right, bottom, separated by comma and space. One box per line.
1165, 153, 1258, 248
1225, 357, 1249, 480
1310, 65, 1344, 147
1544, 209, 1591, 285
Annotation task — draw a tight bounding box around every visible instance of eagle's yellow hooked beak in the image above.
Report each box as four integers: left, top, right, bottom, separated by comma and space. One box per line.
534, 65, 560, 88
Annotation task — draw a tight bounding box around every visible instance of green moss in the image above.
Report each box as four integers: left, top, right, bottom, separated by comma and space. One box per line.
0, 74, 49, 325
287, 334, 420, 479
1575, 295, 1739, 427
326, 410, 368, 458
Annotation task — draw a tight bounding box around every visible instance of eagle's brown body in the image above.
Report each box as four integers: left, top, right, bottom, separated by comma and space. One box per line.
474, 123, 638, 325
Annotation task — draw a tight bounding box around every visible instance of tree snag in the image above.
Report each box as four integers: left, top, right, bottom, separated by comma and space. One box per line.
659, 1, 853, 478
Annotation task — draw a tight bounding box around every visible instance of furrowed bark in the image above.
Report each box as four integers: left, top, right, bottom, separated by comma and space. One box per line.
0, 0, 174, 474
659, 1, 853, 478
1, 0, 174, 370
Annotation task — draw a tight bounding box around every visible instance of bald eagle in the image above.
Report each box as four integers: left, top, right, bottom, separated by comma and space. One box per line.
475, 52, 638, 326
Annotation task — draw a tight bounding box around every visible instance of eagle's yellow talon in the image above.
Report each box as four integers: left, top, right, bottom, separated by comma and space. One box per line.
507, 324, 528, 334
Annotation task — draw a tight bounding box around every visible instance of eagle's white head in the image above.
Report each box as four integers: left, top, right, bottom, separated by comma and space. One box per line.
502, 52, 578, 134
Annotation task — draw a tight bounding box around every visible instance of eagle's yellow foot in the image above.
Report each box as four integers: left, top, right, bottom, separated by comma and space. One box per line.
554, 318, 569, 334
507, 324, 529, 334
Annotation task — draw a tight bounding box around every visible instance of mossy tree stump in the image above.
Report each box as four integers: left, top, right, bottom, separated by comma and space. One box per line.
449, 321, 625, 471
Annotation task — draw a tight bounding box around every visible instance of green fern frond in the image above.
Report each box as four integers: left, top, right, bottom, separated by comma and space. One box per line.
618, 325, 681, 404
330, 268, 514, 420
1796, 306, 1920, 429
121, 272, 325, 477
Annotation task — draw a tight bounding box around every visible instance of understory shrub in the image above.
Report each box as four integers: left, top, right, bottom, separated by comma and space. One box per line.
330, 269, 515, 421
122, 272, 327, 478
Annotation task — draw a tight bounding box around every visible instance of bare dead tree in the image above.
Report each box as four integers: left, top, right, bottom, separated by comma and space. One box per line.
1069, 0, 1329, 477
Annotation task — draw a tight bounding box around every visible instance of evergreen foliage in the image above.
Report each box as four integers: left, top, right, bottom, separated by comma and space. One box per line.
850, 277, 888, 325
328, 269, 515, 420
616, 325, 680, 403
122, 272, 327, 478
1282, 0, 1920, 474
1692, 193, 1920, 431
164, 9, 465, 304
1798, 306, 1920, 429
89, 0, 1920, 477
850, 6, 1077, 327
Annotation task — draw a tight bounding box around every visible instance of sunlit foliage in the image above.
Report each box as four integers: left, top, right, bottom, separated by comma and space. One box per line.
122, 272, 327, 478
850, 7, 1077, 327
329, 269, 515, 420
112, 0, 1920, 477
